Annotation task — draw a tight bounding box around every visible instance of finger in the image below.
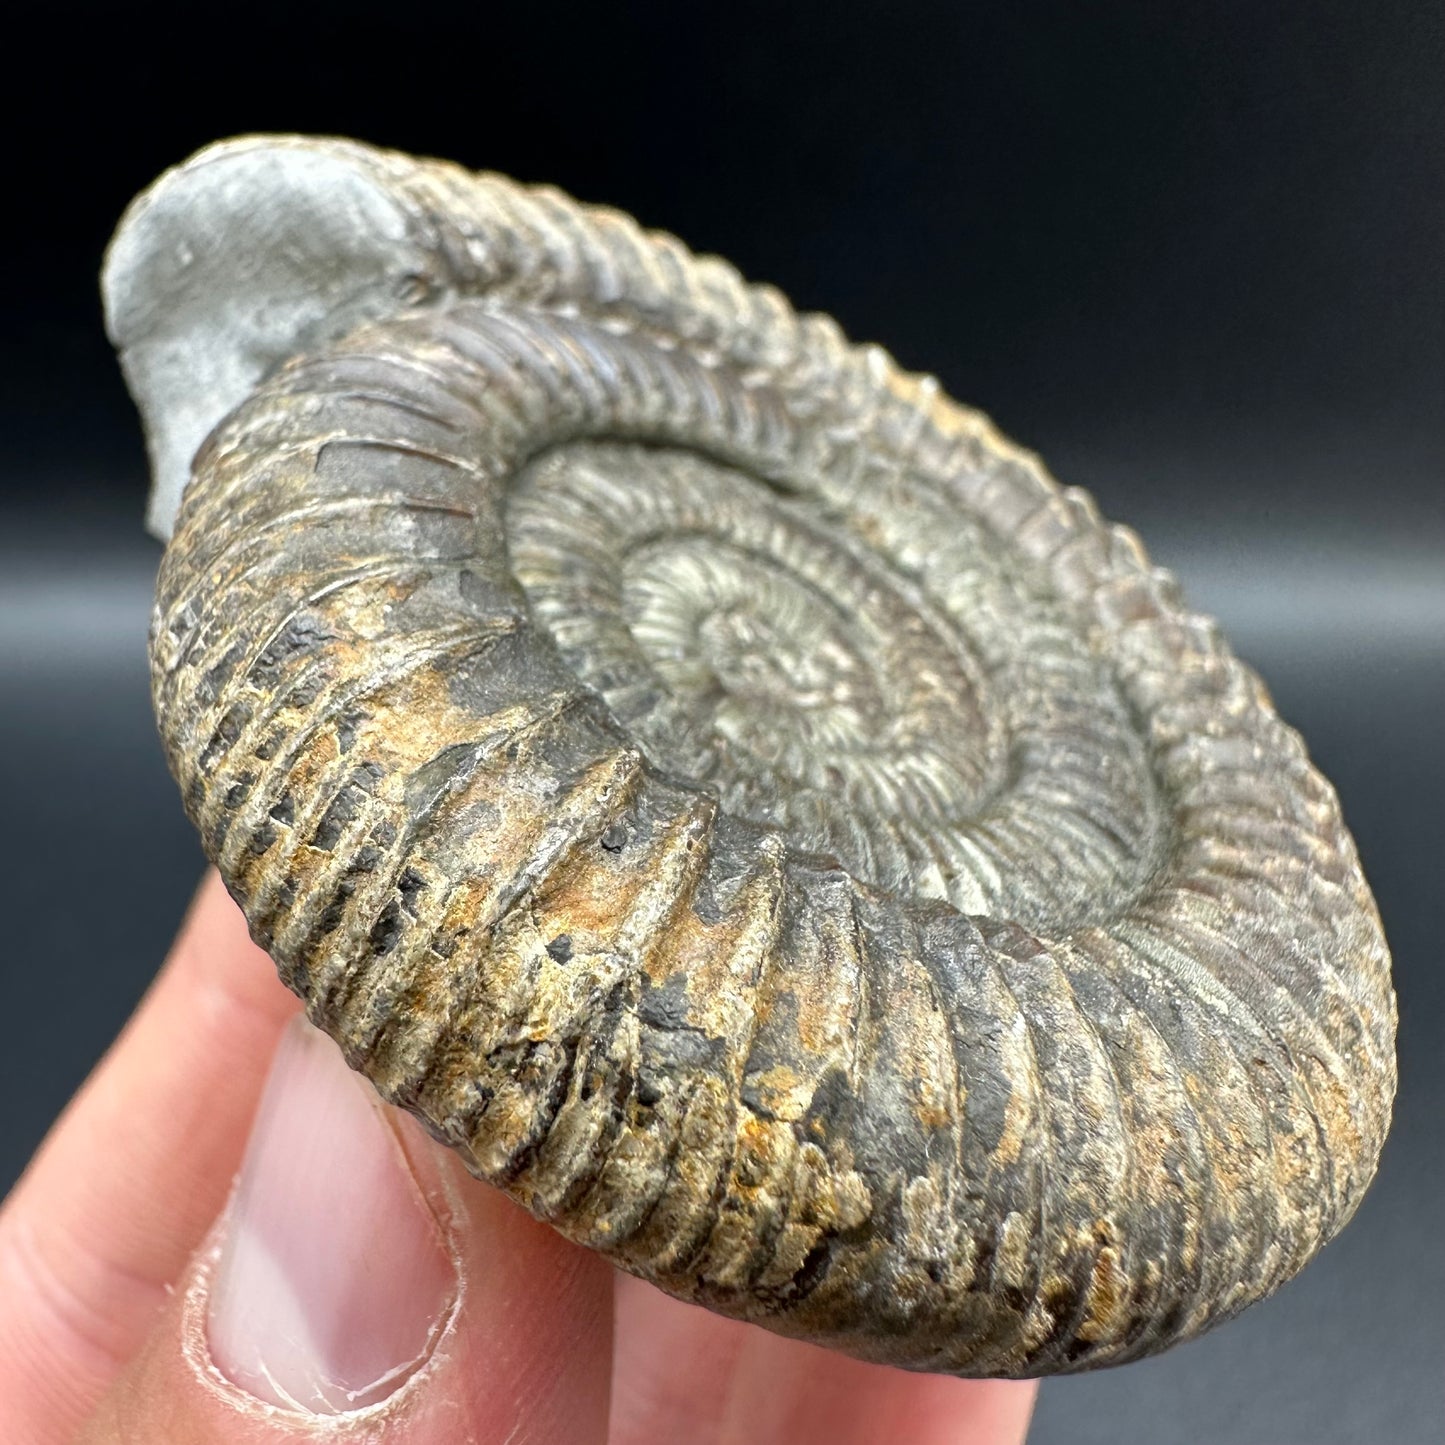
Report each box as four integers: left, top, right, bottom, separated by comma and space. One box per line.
77, 1016, 614, 1444
610, 1273, 751, 1445
717, 1323, 1037, 1445
0, 871, 300, 1443
611, 1273, 1037, 1445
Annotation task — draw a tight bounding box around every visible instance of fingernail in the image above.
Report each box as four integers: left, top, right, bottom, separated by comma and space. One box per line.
207, 1016, 458, 1413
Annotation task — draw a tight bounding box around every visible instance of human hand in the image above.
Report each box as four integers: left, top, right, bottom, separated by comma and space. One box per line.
0, 872, 1038, 1443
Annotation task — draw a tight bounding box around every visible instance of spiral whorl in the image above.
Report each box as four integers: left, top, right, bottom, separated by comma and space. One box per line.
114, 137, 1394, 1377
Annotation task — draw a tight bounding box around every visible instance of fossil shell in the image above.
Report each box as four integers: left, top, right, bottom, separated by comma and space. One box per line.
104, 136, 1395, 1377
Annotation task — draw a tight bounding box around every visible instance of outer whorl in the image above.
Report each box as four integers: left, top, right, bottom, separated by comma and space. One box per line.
104, 135, 1396, 1377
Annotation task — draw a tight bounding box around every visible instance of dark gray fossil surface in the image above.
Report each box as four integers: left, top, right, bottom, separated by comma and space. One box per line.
103, 135, 1396, 1377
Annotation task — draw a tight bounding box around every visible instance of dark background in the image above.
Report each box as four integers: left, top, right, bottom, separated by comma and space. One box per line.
2, 3, 1440, 1440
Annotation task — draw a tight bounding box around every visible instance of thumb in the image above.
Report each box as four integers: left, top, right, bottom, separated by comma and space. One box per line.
77, 1016, 613, 1445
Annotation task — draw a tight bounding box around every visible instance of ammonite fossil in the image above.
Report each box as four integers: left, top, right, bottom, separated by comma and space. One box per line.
103, 136, 1396, 1377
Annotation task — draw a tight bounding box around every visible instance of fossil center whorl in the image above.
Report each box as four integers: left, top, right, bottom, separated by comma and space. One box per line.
107, 136, 1396, 1383
508, 437, 1165, 929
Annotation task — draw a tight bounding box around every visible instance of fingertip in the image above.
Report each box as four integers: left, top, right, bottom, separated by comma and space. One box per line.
78, 1022, 615, 1445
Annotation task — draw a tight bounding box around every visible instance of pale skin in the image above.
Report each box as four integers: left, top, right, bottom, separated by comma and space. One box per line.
0, 871, 1037, 1444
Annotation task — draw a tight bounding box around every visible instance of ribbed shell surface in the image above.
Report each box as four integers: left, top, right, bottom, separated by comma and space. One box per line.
138, 138, 1394, 1377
